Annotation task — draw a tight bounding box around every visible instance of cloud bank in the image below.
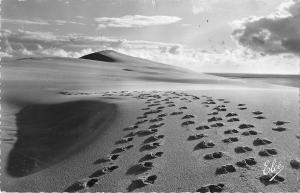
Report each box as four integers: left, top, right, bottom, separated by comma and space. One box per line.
1, 18, 85, 26
95, 15, 181, 29
232, 0, 300, 56
1, 29, 298, 74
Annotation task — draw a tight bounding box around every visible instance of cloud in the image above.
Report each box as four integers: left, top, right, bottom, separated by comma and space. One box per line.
232, 0, 300, 55
1, 18, 49, 25
1, 29, 298, 74
191, 0, 220, 14
95, 15, 181, 29
1, 18, 85, 26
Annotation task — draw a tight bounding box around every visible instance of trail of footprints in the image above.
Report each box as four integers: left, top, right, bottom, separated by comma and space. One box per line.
61, 90, 292, 192
185, 96, 291, 192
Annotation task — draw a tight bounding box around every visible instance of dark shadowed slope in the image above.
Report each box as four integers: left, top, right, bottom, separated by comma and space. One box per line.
7, 100, 117, 177
80, 50, 118, 62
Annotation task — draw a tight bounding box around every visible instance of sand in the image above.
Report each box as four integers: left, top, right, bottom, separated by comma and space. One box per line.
1, 50, 299, 192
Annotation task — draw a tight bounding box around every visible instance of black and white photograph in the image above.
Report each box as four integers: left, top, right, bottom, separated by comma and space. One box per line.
1, 0, 299, 192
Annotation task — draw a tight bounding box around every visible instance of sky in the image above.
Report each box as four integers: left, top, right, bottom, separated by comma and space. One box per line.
1, 0, 300, 74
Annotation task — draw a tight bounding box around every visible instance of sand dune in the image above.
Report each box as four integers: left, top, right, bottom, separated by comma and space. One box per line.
1, 51, 299, 192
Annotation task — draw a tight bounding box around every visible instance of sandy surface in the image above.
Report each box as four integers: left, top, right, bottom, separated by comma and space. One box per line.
1, 50, 299, 192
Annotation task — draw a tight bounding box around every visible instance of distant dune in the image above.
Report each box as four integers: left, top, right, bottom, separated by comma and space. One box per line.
207, 73, 300, 88
1, 50, 299, 192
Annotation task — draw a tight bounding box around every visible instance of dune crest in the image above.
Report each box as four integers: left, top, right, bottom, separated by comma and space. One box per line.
80, 50, 118, 62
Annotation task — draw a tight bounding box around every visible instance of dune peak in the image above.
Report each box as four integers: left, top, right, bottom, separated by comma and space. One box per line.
80, 50, 118, 62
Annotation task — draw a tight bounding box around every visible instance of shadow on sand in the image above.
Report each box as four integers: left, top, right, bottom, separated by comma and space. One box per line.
6, 100, 117, 177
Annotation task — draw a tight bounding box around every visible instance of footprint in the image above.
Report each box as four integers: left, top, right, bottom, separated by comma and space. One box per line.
144, 109, 162, 115
215, 164, 236, 175
241, 130, 258, 136
252, 111, 263, 115
238, 124, 255, 129
86, 178, 99, 189
208, 112, 219, 115
89, 165, 119, 178
182, 114, 195, 119
65, 178, 99, 192
224, 129, 239, 134
158, 113, 167, 118
149, 123, 165, 129
202, 101, 216, 105
236, 157, 257, 168
213, 107, 227, 111
196, 183, 225, 193
254, 116, 266, 120
225, 113, 238, 117
139, 152, 163, 162
196, 125, 210, 130
149, 117, 164, 123
272, 127, 287, 132
111, 145, 134, 154
194, 141, 215, 150
223, 101, 230, 104
157, 106, 165, 110
273, 121, 290, 126
238, 107, 247, 110
148, 103, 160, 107
168, 104, 175, 107
135, 120, 148, 125
182, 121, 195, 126
143, 134, 164, 144
217, 99, 225, 101
123, 125, 138, 131
140, 142, 160, 152
136, 129, 158, 137
165, 101, 174, 104
211, 123, 225, 127
203, 152, 224, 160
188, 134, 207, 141
115, 137, 134, 145
227, 118, 239, 122
290, 159, 300, 169
253, 138, 272, 146
170, 111, 183, 115
94, 154, 120, 164
259, 174, 284, 185
208, 117, 222, 122
127, 175, 157, 192
258, 149, 278, 157
179, 106, 188, 110
215, 105, 226, 108
238, 104, 246, 106
126, 161, 154, 175
222, 137, 239, 143
234, 146, 253, 154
